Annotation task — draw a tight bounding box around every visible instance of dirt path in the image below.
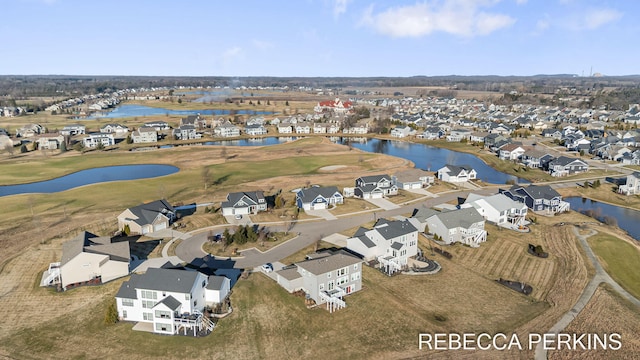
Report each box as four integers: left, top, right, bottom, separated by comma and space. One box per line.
535, 226, 640, 360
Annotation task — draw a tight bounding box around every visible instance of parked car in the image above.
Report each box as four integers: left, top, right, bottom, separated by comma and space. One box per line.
235, 214, 243, 220
261, 263, 273, 273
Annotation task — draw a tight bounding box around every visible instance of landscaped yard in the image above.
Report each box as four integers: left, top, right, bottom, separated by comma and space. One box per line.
202, 231, 297, 258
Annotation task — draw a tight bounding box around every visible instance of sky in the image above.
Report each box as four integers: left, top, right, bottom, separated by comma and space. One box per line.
0, 0, 636, 77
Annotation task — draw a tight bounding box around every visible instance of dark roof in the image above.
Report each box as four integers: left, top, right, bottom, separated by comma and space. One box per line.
296, 186, 341, 203
126, 199, 174, 226
222, 191, 264, 208
276, 266, 303, 281
441, 164, 474, 176
154, 295, 182, 310
296, 250, 361, 276
115, 274, 140, 299
356, 235, 376, 248
61, 231, 130, 265
373, 219, 418, 240
510, 184, 561, 200
357, 174, 391, 184
549, 156, 587, 166
127, 268, 201, 294
390, 242, 404, 250
206, 275, 228, 291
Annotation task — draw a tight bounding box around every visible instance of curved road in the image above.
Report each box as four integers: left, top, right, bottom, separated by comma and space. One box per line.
534, 226, 640, 360
175, 190, 480, 269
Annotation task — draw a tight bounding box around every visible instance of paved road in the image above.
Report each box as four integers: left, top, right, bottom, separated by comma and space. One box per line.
534, 226, 640, 360
174, 189, 488, 269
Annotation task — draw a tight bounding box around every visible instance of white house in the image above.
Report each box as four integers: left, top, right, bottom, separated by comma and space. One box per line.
460, 193, 528, 230
100, 123, 129, 136
354, 174, 398, 199
390, 126, 415, 138
436, 164, 477, 183
220, 191, 267, 216
244, 124, 268, 136
295, 122, 312, 134
277, 124, 293, 134
618, 172, 640, 195
57, 231, 130, 290
83, 132, 115, 148
60, 124, 86, 136
214, 121, 241, 137
37, 133, 65, 150
115, 268, 229, 335
346, 218, 418, 275
392, 169, 434, 190
498, 143, 526, 161
425, 207, 487, 247
131, 127, 158, 143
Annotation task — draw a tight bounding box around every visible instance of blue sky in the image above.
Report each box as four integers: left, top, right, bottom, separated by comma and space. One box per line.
1, 0, 635, 77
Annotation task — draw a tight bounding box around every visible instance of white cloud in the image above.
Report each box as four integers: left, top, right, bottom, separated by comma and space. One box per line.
360, 0, 515, 38
535, 18, 549, 32
333, 0, 351, 18
515, 0, 527, 4
582, 8, 622, 30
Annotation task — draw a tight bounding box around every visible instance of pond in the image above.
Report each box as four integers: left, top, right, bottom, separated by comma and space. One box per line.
0, 164, 179, 197
335, 138, 529, 184
565, 197, 640, 241
85, 104, 275, 119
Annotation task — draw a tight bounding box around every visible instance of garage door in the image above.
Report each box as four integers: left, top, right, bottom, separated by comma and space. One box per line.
154, 222, 167, 231
312, 203, 327, 210
371, 192, 383, 199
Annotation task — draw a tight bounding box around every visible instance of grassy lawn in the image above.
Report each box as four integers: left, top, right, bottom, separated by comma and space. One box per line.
331, 198, 374, 216
587, 233, 640, 299
386, 189, 427, 205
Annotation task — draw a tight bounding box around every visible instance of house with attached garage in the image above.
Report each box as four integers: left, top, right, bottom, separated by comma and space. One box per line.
424, 207, 487, 247
296, 186, 343, 210
436, 164, 477, 183
37, 133, 65, 150
277, 124, 293, 134
115, 268, 229, 335
459, 193, 528, 230
100, 123, 129, 136
276, 250, 362, 313
220, 191, 267, 216
173, 125, 200, 140
390, 126, 416, 138
546, 156, 589, 177
117, 199, 176, 235
392, 169, 434, 189
214, 121, 241, 137
180, 115, 208, 130
346, 218, 418, 275
446, 128, 471, 142
499, 184, 570, 214
354, 174, 398, 199
520, 149, 554, 169
295, 122, 312, 134
244, 124, 268, 136
498, 143, 526, 161
52, 231, 130, 290
144, 121, 170, 131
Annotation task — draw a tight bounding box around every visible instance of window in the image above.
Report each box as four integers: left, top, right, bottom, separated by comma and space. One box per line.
327, 272, 331, 278
353, 264, 358, 271
122, 299, 134, 307
155, 323, 170, 332
351, 272, 360, 281
185, 294, 190, 300
327, 281, 334, 291
122, 310, 127, 319
202, 280, 206, 288
337, 276, 349, 286
141, 290, 157, 300
337, 267, 348, 277
194, 300, 197, 307
143, 312, 153, 321
155, 310, 171, 319
319, 283, 325, 292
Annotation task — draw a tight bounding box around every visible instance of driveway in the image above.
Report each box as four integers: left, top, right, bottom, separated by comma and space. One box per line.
364, 197, 400, 210
252, 261, 286, 281
305, 208, 337, 220
322, 233, 348, 247
224, 215, 253, 225
406, 188, 437, 197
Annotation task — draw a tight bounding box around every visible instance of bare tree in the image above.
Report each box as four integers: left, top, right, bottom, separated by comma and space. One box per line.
202, 167, 211, 190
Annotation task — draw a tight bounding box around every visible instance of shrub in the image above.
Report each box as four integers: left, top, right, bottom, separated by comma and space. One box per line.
104, 299, 119, 325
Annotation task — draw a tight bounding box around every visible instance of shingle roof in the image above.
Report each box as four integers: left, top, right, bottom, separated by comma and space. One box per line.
296, 250, 361, 276
61, 231, 130, 265
372, 219, 418, 240
510, 184, 560, 200
126, 199, 174, 226
276, 266, 303, 281
357, 174, 391, 184
206, 275, 227, 291
296, 186, 341, 203
125, 268, 201, 294
154, 295, 182, 311
432, 207, 484, 229
222, 191, 264, 208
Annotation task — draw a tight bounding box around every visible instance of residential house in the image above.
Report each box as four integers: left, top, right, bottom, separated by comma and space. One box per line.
16, 123, 45, 137
313, 123, 341, 134
117, 199, 176, 235
437, 164, 477, 183
314, 98, 353, 114
547, 156, 589, 177
446, 128, 471, 142
180, 115, 207, 130
295, 122, 312, 134
57, 231, 130, 290
392, 169, 434, 189
469, 131, 489, 144
541, 128, 563, 139
343, 123, 368, 134
484, 133, 509, 151
213, 121, 241, 137
521, 149, 554, 168
425, 207, 487, 247
277, 124, 293, 134
60, 124, 86, 136
498, 143, 526, 161
244, 124, 267, 136
390, 126, 416, 138
37, 133, 65, 150
283, 250, 362, 312
100, 123, 129, 136
115, 268, 229, 335
618, 172, 640, 195
419, 127, 444, 140
83, 132, 115, 148
144, 121, 170, 131
296, 186, 343, 210
346, 219, 418, 275
220, 191, 267, 216
354, 174, 398, 199
131, 127, 158, 143
499, 184, 570, 214
460, 193, 528, 229
173, 125, 200, 140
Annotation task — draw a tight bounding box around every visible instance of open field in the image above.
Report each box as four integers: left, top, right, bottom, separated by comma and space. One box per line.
0, 249, 549, 360
548, 284, 640, 359
587, 233, 640, 299
0, 137, 410, 269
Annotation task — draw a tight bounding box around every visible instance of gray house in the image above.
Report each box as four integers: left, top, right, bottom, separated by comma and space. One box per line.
294, 250, 363, 313
296, 186, 343, 210
546, 156, 589, 177
618, 172, 640, 195
354, 174, 398, 199
117, 199, 176, 235
425, 207, 487, 247
221, 191, 267, 216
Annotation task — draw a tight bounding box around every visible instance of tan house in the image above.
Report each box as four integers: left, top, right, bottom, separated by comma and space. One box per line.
59, 231, 130, 290
117, 199, 175, 235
